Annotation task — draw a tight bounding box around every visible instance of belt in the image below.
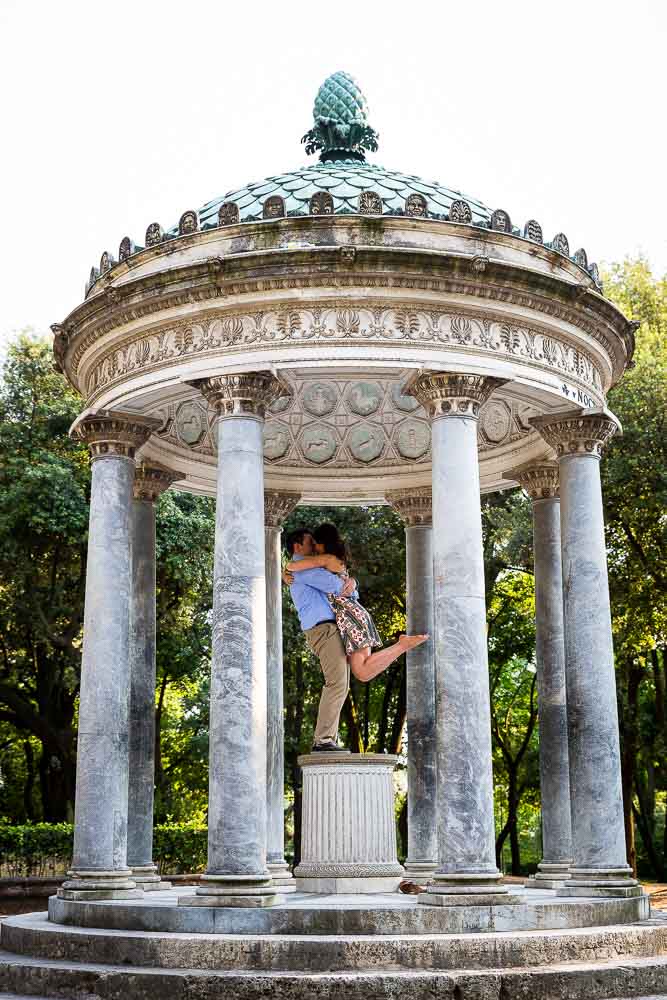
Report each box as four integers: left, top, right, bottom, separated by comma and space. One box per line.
307, 619, 335, 631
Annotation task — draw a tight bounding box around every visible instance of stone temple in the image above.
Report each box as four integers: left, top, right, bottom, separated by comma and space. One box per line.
2, 72, 666, 998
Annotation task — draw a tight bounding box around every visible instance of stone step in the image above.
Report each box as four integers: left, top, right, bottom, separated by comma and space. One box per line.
0, 947, 667, 999
4, 911, 667, 973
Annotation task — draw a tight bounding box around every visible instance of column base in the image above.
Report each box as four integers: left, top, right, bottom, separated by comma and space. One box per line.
402, 860, 437, 883
179, 873, 284, 908
130, 863, 173, 891
268, 860, 297, 892
58, 868, 141, 901
524, 860, 572, 890
557, 866, 642, 898
420, 871, 521, 907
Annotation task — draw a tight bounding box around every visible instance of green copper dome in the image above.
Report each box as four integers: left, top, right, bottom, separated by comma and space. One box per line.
192, 161, 492, 228
169, 72, 492, 232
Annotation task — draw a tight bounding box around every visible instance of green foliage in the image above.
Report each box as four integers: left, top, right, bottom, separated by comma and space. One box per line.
0, 823, 208, 877
152, 824, 207, 874
0, 822, 73, 876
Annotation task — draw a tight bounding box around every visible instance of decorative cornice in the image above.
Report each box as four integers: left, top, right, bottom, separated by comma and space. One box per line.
530, 409, 620, 458
407, 372, 507, 419
133, 462, 184, 502
53, 241, 632, 388
504, 462, 559, 501
189, 372, 290, 419
70, 410, 162, 460
264, 491, 301, 528
82, 305, 605, 407
385, 487, 432, 525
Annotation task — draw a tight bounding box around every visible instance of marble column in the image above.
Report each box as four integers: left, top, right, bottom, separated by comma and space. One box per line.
264, 490, 301, 891
385, 488, 437, 881
409, 373, 517, 906
504, 462, 572, 887
61, 410, 160, 900
532, 409, 639, 897
183, 373, 289, 908
127, 463, 183, 891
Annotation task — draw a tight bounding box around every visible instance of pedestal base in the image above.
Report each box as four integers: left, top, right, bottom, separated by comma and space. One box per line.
130, 864, 172, 892
296, 753, 403, 895
296, 875, 402, 894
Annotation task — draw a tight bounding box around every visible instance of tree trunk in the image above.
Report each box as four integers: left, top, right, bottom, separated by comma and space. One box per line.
620, 660, 642, 875
23, 741, 35, 822
389, 664, 407, 755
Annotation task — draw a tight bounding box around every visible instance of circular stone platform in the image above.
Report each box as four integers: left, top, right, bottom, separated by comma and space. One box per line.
1, 894, 667, 1000
45, 885, 651, 938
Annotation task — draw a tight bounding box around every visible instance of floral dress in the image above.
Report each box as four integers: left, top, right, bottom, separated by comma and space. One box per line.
328, 574, 382, 655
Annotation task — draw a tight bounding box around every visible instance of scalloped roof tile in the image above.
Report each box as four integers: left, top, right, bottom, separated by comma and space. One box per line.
170, 161, 493, 234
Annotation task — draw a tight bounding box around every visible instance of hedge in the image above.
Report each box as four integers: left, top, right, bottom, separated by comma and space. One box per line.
0, 823, 207, 877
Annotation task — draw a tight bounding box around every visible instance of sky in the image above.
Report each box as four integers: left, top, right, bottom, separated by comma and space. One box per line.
0, 0, 665, 351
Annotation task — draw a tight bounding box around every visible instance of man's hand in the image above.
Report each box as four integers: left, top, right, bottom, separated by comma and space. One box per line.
282, 570, 294, 586
341, 577, 357, 598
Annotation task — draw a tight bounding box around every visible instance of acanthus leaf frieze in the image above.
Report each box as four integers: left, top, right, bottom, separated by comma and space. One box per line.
84, 306, 605, 402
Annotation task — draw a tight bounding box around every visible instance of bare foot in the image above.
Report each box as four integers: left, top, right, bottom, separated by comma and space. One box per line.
398, 633, 429, 651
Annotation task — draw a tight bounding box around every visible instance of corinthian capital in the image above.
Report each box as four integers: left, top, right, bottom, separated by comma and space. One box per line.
530, 408, 620, 459
406, 372, 507, 419
70, 409, 162, 460
504, 462, 559, 501
385, 488, 432, 526
264, 491, 301, 528
189, 372, 291, 419
134, 462, 184, 503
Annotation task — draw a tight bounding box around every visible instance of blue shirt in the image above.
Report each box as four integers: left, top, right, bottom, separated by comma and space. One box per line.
288, 556, 356, 632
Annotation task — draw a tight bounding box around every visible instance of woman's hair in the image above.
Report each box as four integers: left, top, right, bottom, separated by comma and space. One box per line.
313, 522, 348, 564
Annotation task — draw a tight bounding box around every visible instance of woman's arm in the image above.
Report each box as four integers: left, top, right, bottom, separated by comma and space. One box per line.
286, 554, 345, 574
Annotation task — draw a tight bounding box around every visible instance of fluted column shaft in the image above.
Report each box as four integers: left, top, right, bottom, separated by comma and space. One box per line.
127, 465, 182, 890
409, 373, 512, 903
386, 489, 436, 880
187, 373, 289, 907
532, 409, 638, 896
62, 411, 160, 900
264, 491, 300, 889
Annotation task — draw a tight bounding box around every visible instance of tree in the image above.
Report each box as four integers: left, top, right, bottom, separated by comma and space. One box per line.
602, 258, 667, 877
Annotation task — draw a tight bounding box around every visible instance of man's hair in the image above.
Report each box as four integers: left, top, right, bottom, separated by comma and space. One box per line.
285, 527, 311, 556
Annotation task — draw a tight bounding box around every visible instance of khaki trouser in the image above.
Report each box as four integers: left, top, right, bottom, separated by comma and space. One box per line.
305, 621, 349, 744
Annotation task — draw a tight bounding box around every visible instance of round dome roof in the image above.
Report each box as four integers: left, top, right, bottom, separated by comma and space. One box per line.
188, 161, 492, 231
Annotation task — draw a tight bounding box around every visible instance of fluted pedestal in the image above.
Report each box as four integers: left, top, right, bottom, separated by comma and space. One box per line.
294, 754, 404, 893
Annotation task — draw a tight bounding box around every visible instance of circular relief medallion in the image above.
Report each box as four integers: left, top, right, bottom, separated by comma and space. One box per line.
302, 382, 337, 417
391, 382, 420, 412
300, 424, 338, 464
396, 419, 430, 459
480, 401, 511, 443
348, 423, 386, 463
263, 422, 291, 461
270, 394, 292, 415
176, 401, 206, 445
347, 381, 383, 416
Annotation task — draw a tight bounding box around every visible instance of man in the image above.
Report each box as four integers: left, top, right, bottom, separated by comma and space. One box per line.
284, 528, 357, 752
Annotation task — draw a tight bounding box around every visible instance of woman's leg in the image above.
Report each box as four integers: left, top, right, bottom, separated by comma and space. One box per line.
349, 634, 428, 683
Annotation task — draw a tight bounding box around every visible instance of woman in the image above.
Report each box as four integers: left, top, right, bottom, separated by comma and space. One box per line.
286, 522, 428, 682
